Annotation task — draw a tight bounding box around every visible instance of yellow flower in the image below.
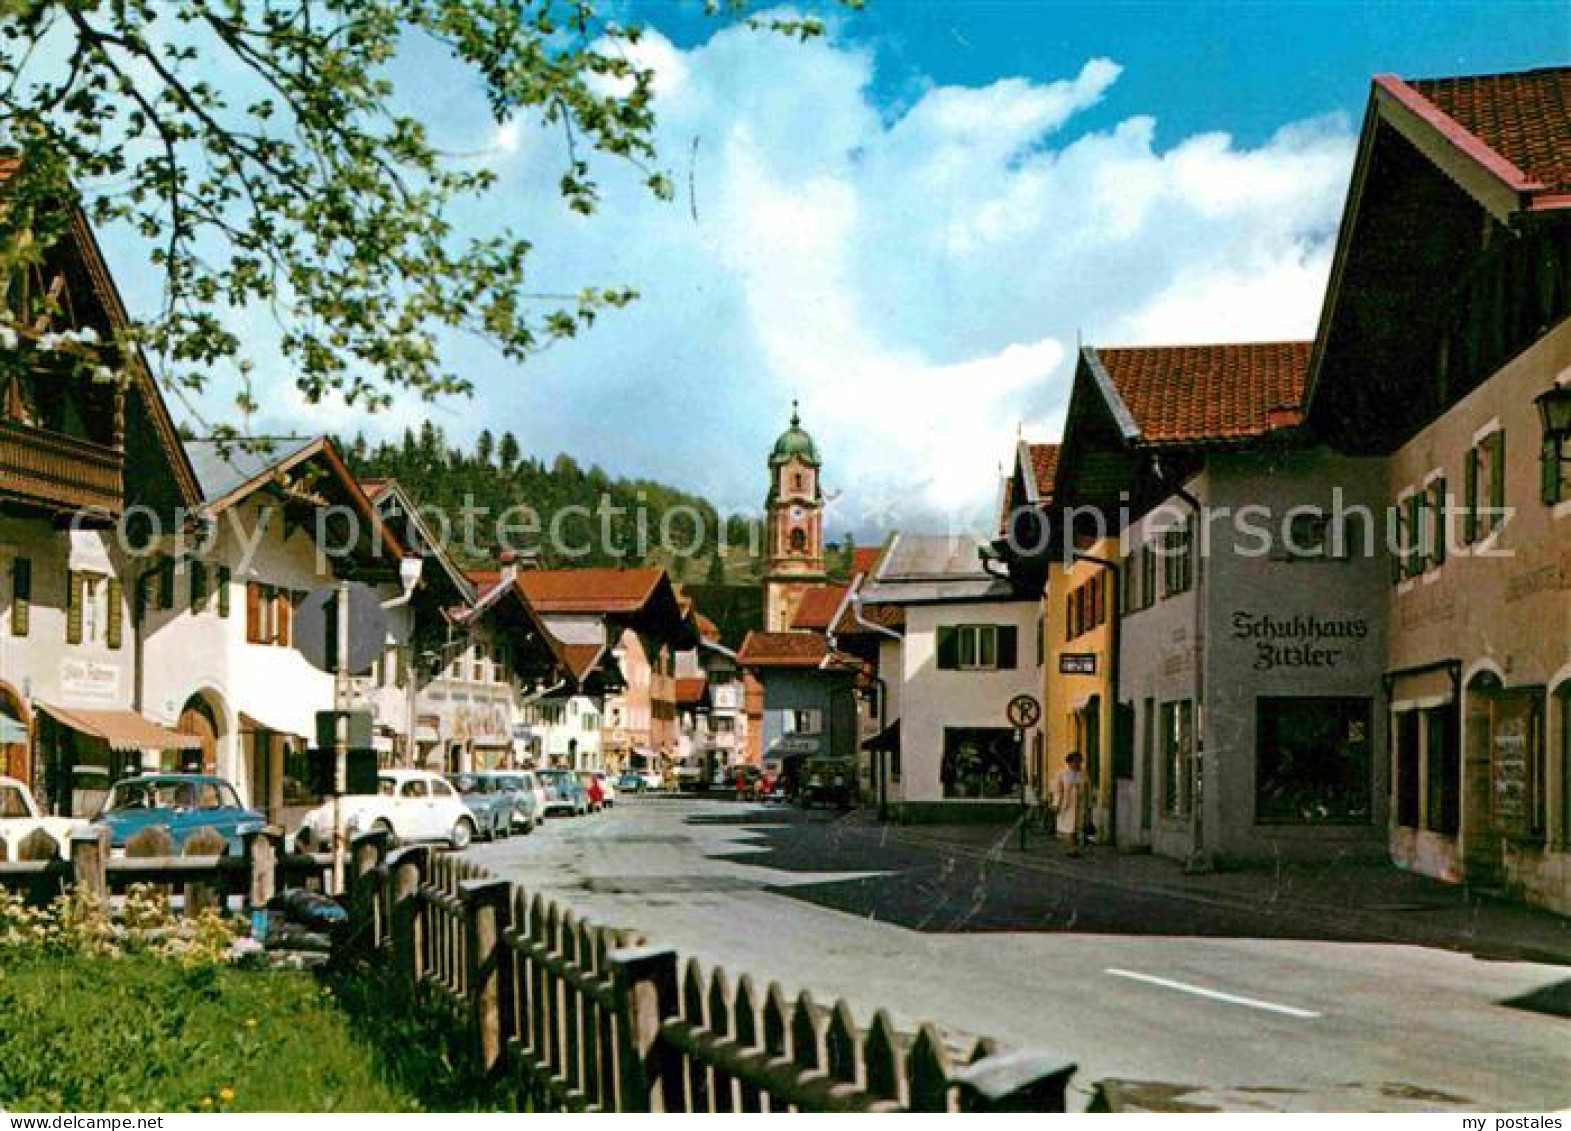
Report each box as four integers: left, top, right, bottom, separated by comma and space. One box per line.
199, 1097, 213, 1108
244, 1018, 257, 1029
219, 1088, 236, 1103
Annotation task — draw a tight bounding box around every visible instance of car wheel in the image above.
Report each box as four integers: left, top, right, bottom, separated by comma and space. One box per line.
450, 817, 476, 851
373, 819, 399, 849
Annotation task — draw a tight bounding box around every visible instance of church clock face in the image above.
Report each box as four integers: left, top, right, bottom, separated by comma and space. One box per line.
791, 505, 804, 520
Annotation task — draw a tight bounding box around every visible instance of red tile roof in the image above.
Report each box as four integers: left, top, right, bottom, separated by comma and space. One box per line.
515, 567, 666, 614
1400, 68, 1571, 200
358, 477, 392, 499
790, 584, 848, 631
833, 600, 905, 637
675, 677, 708, 706
850, 546, 884, 578
694, 612, 721, 641
1093, 341, 1310, 447
561, 643, 607, 681
1000, 442, 1061, 530
737, 631, 829, 668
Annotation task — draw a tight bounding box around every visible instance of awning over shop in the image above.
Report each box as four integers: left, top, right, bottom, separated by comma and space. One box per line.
36, 703, 203, 752
862, 720, 900, 752
471, 737, 512, 750
0, 710, 27, 745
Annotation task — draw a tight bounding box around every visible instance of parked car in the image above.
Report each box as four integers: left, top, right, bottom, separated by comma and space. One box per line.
0, 775, 88, 860
295, 769, 477, 852
447, 773, 513, 841
578, 770, 616, 810
484, 771, 543, 833
799, 757, 855, 810
536, 769, 589, 817
638, 769, 664, 792
614, 772, 646, 794
94, 774, 266, 855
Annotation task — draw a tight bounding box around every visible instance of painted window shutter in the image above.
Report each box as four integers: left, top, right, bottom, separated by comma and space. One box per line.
190, 561, 207, 612
997, 625, 1018, 669
1542, 434, 1562, 505
106, 578, 123, 649
396, 646, 408, 688
936, 626, 959, 670
157, 559, 175, 609
1405, 494, 1422, 576
217, 566, 231, 618
66, 571, 84, 644
1389, 504, 1406, 585
1463, 448, 1479, 543
1430, 479, 1447, 565
10, 558, 30, 637
245, 582, 262, 643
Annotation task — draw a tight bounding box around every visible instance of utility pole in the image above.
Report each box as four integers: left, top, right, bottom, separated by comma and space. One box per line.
331, 579, 350, 893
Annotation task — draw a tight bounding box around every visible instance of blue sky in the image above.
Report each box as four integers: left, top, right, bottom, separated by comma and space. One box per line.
99, 1, 1571, 534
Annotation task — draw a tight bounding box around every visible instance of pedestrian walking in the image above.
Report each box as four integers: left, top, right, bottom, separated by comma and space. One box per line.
1050, 751, 1086, 858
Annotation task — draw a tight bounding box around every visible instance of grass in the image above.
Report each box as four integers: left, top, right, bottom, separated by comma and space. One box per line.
0, 951, 492, 1112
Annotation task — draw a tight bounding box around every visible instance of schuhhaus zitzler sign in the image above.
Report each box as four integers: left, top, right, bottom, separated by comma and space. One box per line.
1231, 612, 1370, 672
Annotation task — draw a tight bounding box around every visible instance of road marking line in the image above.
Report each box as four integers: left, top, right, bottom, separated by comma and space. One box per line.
1104, 968, 1322, 1019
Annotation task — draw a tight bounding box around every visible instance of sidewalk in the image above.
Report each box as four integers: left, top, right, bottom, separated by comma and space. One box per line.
842, 812, 1571, 967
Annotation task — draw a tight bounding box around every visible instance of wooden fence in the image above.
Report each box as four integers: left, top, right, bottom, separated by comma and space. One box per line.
345, 833, 1076, 1113
0, 825, 331, 914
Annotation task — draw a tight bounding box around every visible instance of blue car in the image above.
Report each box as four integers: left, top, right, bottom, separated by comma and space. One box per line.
481, 771, 542, 833
94, 774, 265, 854
446, 773, 513, 841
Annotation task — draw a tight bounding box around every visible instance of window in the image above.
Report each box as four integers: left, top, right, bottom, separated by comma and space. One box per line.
1161, 700, 1193, 818
1282, 510, 1333, 561
1544, 420, 1570, 504
1255, 697, 1372, 825
1428, 478, 1448, 567
190, 561, 208, 612
1034, 612, 1045, 667
713, 716, 735, 734
1394, 710, 1420, 828
940, 727, 1019, 799
1465, 430, 1507, 542
431, 779, 454, 798
157, 558, 175, 610
782, 709, 821, 735
400, 779, 429, 799
1140, 543, 1157, 610
937, 624, 1018, 670
217, 566, 231, 618
1424, 705, 1459, 835
789, 527, 807, 553
66, 571, 107, 646
1488, 688, 1546, 841
1161, 522, 1192, 596
1121, 552, 1137, 612
9, 558, 30, 636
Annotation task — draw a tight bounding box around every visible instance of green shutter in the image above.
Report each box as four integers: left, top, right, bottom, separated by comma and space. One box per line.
1463, 448, 1479, 543
11, 558, 30, 637
190, 561, 207, 612
997, 625, 1018, 669
936, 626, 959, 670
158, 559, 174, 609
1431, 479, 1447, 565
1543, 435, 1563, 505
217, 566, 231, 618
66, 571, 84, 645
1390, 505, 1406, 584
106, 577, 123, 649
1405, 494, 1422, 576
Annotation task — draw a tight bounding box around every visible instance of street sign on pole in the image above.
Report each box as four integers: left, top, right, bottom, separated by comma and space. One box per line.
1006, 693, 1042, 730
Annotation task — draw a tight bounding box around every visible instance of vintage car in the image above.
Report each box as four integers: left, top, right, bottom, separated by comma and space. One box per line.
614, 771, 646, 794
94, 774, 266, 854
446, 773, 514, 841
536, 769, 589, 817
0, 775, 89, 860
482, 771, 543, 833
294, 769, 477, 852
799, 757, 855, 810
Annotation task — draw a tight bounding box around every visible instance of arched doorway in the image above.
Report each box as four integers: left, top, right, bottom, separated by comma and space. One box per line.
0, 681, 31, 784
178, 692, 224, 777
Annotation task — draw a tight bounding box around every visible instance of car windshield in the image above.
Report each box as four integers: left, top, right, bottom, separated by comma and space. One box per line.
450, 775, 487, 794
539, 771, 570, 785
102, 780, 195, 813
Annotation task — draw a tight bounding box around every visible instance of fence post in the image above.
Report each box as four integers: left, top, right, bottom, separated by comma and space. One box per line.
391, 846, 429, 983
462, 877, 514, 1077
69, 826, 108, 904
245, 827, 277, 912
950, 1051, 1076, 1113
609, 945, 682, 1112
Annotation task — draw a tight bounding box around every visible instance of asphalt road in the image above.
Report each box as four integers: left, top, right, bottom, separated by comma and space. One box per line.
468, 796, 1571, 1112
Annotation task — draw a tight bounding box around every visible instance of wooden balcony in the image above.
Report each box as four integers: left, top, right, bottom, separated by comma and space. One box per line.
0, 418, 123, 516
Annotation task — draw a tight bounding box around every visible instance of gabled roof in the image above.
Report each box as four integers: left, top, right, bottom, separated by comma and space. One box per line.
998, 440, 1060, 532
675, 677, 708, 707
516, 567, 696, 649
1386, 68, 1571, 213
737, 631, 829, 669
790, 583, 849, 631
365, 477, 475, 607
1088, 342, 1310, 448
183, 435, 407, 568
461, 572, 575, 683
850, 546, 884, 578
856, 534, 1021, 606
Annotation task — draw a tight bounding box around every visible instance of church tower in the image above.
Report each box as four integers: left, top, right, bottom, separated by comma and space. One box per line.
763, 401, 826, 631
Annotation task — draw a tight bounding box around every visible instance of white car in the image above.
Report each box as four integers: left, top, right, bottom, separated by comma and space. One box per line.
295, 769, 478, 852
0, 775, 88, 860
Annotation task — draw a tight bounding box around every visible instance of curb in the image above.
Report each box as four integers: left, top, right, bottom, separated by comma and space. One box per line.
841, 819, 1571, 968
